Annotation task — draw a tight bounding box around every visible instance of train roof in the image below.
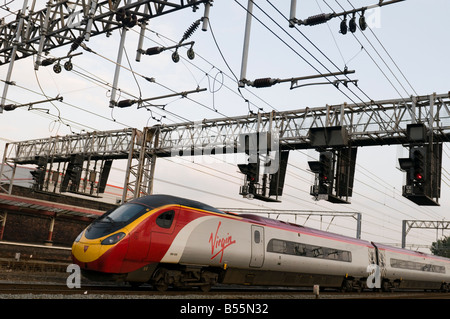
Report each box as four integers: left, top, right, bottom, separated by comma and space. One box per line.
132, 195, 370, 247
373, 242, 450, 263
239, 213, 371, 247
129, 194, 226, 215
129, 195, 450, 261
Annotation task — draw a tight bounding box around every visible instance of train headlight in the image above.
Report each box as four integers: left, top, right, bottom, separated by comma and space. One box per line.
101, 232, 126, 245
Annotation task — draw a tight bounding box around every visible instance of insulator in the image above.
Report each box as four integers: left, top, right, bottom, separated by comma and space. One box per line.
41, 58, 56, 66
349, 16, 357, 33
305, 13, 331, 26
252, 78, 277, 88
340, 18, 348, 35
3, 104, 16, 111
359, 16, 367, 31
117, 99, 136, 108
145, 47, 164, 56
70, 36, 84, 53
182, 20, 200, 41
143, 76, 155, 83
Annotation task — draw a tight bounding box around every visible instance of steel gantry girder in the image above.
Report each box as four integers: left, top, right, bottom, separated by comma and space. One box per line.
1, 92, 450, 202
0, 0, 211, 112
0, 0, 209, 66
0, 128, 159, 203
1, 128, 137, 164
154, 92, 450, 156
402, 220, 450, 249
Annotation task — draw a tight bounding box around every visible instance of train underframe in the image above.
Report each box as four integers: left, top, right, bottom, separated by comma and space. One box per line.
81, 263, 450, 293
129, 263, 368, 292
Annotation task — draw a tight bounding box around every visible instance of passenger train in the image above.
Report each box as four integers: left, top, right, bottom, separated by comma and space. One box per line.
71, 194, 450, 292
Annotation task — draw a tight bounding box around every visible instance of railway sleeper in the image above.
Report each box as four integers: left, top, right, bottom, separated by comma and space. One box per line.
151, 265, 218, 292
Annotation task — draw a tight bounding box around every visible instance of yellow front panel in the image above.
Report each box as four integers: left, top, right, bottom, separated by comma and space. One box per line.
72, 239, 114, 263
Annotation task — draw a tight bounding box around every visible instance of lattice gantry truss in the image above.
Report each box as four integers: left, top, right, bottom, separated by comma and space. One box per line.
0, 0, 209, 66
1, 92, 450, 203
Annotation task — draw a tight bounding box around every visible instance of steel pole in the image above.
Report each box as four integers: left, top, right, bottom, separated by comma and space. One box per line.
239, 0, 254, 87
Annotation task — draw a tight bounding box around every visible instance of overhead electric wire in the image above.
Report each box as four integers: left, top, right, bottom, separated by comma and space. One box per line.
245, 0, 405, 141
234, 0, 363, 108
261, 0, 440, 220
344, 0, 418, 96
323, 0, 411, 99
291, 146, 444, 225
136, 20, 279, 115
265, 1, 398, 106
366, 26, 419, 96
130, 25, 370, 221
336, 0, 411, 97
216, 2, 444, 233
264, 0, 419, 151
2, 2, 445, 246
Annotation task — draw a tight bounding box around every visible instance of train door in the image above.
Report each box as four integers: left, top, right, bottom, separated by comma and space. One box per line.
148, 207, 179, 261
371, 242, 387, 282
250, 225, 265, 268
125, 216, 154, 262
377, 249, 387, 278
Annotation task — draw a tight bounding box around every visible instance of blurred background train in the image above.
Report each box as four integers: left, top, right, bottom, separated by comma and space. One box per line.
72, 194, 450, 292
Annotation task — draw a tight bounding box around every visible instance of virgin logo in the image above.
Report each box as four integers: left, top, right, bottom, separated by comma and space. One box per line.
209, 221, 236, 263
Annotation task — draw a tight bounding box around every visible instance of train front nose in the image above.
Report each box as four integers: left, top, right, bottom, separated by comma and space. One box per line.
72, 230, 127, 273
71, 202, 151, 276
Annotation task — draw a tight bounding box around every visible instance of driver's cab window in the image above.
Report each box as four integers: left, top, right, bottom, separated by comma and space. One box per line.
156, 210, 175, 229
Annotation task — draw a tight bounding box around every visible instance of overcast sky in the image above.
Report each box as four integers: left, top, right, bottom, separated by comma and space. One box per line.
1, 0, 449, 251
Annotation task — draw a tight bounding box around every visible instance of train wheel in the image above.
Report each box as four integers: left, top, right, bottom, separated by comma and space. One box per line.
152, 267, 170, 291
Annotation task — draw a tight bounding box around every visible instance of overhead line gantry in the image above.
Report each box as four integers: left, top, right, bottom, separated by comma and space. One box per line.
0, 0, 212, 112
1, 92, 449, 205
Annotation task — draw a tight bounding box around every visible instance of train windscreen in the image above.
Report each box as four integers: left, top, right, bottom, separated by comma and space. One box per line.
85, 203, 147, 239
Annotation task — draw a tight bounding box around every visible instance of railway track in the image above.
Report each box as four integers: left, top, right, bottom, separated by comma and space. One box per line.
1, 282, 450, 299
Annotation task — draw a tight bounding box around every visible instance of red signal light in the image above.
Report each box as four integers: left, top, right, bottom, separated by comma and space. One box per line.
415, 172, 423, 181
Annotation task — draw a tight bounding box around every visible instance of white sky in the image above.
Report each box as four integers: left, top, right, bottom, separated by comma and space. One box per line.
1, 0, 449, 252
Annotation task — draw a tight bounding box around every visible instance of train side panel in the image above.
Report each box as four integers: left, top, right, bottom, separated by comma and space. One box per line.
72, 195, 450, 291
375, 243, 450, 290
162, 213, 252, 269
262, 226, 371, 277
160, 211, 374, 288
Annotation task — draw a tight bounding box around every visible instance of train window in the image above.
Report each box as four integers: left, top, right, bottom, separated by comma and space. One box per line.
268, 239, 286, 253
156, 210, 175, 229
390, 258, 445, 274
267, 238, 352, 262
106, 203, 148, 223
85, 204, 148, 239
254, 230, 261, 244
253, 230, 261, 244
